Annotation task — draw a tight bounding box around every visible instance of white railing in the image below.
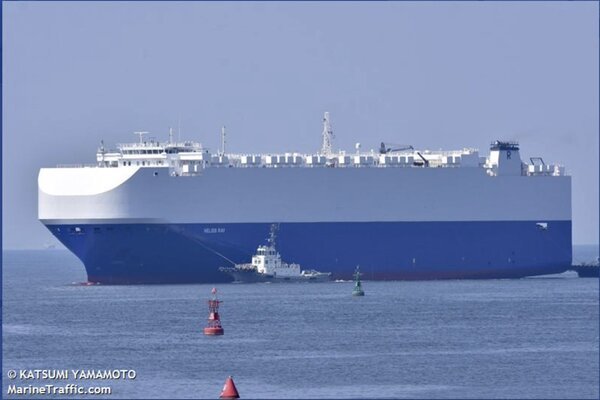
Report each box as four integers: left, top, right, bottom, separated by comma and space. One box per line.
56, 163, 99, 168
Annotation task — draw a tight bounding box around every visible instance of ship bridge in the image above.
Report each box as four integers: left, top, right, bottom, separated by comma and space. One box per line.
96, 130, 209, 173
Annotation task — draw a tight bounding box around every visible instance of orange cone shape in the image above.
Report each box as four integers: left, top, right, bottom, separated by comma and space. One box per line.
220, 376, 240, 399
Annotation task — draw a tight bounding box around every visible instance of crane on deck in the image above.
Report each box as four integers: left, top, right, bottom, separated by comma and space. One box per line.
379, 142, 429, 167
379, 142, 414, 154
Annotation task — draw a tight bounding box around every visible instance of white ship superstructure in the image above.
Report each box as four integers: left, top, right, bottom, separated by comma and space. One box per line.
38, 113, 572, 284
93, 121, 563, 178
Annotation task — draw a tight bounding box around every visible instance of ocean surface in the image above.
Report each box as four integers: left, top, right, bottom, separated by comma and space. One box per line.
2, 246, 599, 399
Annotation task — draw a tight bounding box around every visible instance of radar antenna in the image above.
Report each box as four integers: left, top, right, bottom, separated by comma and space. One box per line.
134, 131, 149, 144
320, 112, 334, 155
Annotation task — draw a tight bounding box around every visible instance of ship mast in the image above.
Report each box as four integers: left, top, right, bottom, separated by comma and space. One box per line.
134, 131, 149, 144
268, 223, 278, 248
220, 126, 227, 156
99, 140, 106, 167
320, 112, 334, 155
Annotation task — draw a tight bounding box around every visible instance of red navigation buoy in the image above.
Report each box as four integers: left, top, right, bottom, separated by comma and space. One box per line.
219, 376, 240, 399
203, 287, 224, 335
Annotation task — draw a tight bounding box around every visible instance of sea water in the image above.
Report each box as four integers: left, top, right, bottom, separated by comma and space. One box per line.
2, 247, 598, 399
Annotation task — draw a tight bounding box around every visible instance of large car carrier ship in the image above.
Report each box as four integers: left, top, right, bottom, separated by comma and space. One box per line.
38, 113, 571, 283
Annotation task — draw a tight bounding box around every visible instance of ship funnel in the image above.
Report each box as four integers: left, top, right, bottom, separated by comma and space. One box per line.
488, 140, 522, 176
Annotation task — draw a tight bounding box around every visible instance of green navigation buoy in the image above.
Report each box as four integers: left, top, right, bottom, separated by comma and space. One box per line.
352, 266, 364, 296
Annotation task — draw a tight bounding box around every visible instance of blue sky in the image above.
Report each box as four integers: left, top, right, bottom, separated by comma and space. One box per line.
3, 1, 598, 248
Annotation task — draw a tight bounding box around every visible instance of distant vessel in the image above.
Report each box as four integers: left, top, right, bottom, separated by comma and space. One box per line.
572, 258, 599, 278
219, 225, 331, 283
352, 266, 365, 296
38, 113, 572, 283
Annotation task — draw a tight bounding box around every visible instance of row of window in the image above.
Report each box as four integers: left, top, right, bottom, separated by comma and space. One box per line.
121, 148, 192, 155
122, 149, 162, 155
121, 160, 165, 166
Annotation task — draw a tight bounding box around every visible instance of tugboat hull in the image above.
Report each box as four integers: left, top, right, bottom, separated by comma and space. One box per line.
219, 267, 331, 283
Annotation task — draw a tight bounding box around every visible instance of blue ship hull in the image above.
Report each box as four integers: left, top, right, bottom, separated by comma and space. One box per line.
45, 221, 572, 284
